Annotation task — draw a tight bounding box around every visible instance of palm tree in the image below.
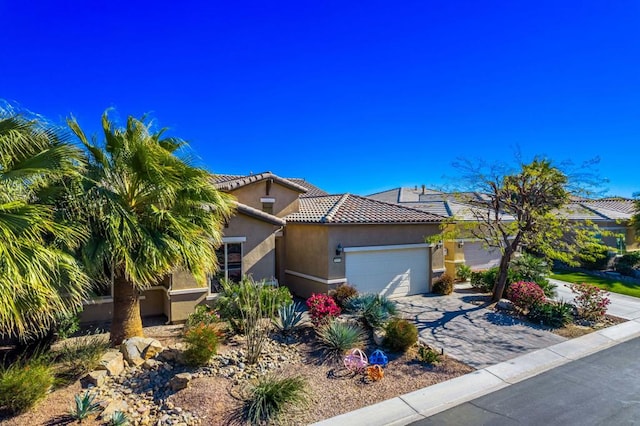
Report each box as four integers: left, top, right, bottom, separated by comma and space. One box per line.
0, 107, 88, 340
68, 111, 234, 345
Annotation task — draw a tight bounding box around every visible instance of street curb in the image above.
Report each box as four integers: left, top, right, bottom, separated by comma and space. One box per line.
311, 318, 640, 426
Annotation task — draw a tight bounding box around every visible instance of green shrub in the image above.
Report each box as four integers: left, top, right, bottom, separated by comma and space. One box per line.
273, 302, 304, 336
69, 391, 101, 422
244, 375, 308, 424
616, 252, 640, 276
0, 356, 54, 414
509, 254, 556, 297
183, 323, 222, 366
384, 318, 418, 352
344, 294, 398, 328
528, 301, 574, 328
455, 264, 472, 282
185, 305, 221, 330
53, 311, 80, 340
578, 243, 612, 270
317, 320, 366, 361
216, 277, 292, 332
432, 273, 454, 295
470, 268, 499, 293
416, 345, 441, 365
330, 284, 358, 309
53, 332, 110, 383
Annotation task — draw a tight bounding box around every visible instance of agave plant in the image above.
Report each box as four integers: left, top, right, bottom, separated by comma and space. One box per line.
108, 410, 130, 426
69, 391, 101, 422
273, 302, 304, 335
344, 294, 398, 328
317, 319, 366, 361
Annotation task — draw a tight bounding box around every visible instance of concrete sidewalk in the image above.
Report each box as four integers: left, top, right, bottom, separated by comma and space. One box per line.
313, 280, 640, 426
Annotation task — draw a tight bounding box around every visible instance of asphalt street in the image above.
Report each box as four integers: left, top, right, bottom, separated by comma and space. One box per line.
411, 336, 640, 426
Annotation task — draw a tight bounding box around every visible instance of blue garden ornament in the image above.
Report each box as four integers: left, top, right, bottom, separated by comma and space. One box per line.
369, 349, 388, 367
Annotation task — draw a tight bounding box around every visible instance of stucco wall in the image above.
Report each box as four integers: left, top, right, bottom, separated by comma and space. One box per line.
225, 214, 279, 281
80, 288, 168, 324
283, 222, 440, 297
168, 291, 209, 323
229, 181, 301, 217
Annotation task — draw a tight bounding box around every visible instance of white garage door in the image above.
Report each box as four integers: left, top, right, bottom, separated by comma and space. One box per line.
463, 241, 501, 270
345, 245, 429, 298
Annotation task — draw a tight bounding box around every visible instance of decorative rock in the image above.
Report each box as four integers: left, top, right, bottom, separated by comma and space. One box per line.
373, 328, 386, 346
97, 349, 125, 376
143, 359, 163, 370
169, 373, 192, 391
121, 337, 164, 366
497, 299, 516, 311
81, 370, 108, 388
100, 399, 129, 420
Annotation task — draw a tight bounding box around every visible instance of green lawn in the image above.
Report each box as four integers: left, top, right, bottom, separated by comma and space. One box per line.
550, 271, 640, 298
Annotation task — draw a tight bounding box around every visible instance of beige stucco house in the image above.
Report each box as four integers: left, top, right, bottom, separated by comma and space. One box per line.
81, 172, 445, 325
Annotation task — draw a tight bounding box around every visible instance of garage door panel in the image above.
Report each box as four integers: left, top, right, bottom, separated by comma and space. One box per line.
463, 241, 501, 270
345, 248, 428, 298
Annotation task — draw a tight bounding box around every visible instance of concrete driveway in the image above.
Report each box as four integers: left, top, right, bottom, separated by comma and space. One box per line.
395, 284, 566, 369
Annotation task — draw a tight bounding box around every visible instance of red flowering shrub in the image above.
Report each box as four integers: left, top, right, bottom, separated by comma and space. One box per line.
306, 293, 341, 326
569, 282, 611, 321
506, 281, 546, 311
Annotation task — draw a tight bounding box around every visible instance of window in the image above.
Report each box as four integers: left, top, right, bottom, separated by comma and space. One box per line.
210, 238, 245, 292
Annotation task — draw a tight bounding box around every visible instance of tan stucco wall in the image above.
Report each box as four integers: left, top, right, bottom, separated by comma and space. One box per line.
284, 224, 329, 279
228, 181, 301, 217
171, 270, 201, 291
80, 288, 169, 324
168, 291, 209, 323
444, 240, 465, 276
284, 274, 343, 299
225, 214, 279, 281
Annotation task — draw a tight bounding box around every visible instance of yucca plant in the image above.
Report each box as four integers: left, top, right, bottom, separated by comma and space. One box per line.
69, 391, 101, 422
244, 375, 308, 424
344, 294, 398, 328
108, 410, 130, 426
317, 319, 366, 361
273, 302, 304, 336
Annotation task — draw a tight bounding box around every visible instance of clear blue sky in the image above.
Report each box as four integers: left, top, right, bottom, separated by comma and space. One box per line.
2, 1, 638, 197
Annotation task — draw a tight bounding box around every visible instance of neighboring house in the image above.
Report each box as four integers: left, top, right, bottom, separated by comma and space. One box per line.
562, 198, 638, 252
81, 172, 444, 324
368, 186, 511, 275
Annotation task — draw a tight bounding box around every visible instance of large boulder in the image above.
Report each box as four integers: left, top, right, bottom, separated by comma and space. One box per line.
100, 399, 129, 420
96, 349, 125, 376
121, 337, 164, 366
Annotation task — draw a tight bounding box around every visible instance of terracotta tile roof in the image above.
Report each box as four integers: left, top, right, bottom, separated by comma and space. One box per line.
286, 178, 329, 197
234, 201, 286, 226
286, 194, 445, 224
211, 172, 308, 193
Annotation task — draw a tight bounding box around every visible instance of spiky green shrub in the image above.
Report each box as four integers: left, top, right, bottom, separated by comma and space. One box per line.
107, 411, 130, 426
244, 375, 308, 424
69, 391, 101, 422
0, 356, 54, 414
344, 294, 397, 328
331, 284, 358, 309
317, 320, 366, 361
273, 302, 304, 336
384, 318, 418, 352
528, 301, 574, 328
432, 273, 454, 295
216, 277, 292, 332
455, 264, 472, 282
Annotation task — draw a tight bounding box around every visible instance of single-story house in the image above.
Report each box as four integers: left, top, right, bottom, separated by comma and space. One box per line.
81, 172, 445, 324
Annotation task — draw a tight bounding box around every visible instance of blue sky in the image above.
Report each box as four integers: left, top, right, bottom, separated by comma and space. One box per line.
2, 1, 638, 197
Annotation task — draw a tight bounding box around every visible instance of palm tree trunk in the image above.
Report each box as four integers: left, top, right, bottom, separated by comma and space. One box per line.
110, 274, 144, 345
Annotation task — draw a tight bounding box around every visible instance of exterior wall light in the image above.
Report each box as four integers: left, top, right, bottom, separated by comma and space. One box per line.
336, 243, 343, 256
435, 240, 443, 249
457, 241, 465, 248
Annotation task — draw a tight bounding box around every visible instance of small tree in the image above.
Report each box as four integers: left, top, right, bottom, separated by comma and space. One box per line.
451, 157, 604, 302
632, 193, 640, 239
